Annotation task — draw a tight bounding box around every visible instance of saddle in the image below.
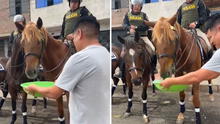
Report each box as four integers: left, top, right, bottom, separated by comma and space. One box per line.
190, 29, 213, 63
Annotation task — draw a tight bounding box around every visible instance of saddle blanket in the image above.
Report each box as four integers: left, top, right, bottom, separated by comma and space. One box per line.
0, 64, 4, 71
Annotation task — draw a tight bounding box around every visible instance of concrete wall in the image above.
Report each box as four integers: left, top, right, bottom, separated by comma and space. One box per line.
142, 0, 185, 21
30, 0, 110, 29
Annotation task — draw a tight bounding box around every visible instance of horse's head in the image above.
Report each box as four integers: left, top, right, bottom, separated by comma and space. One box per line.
147, 14, 181, 78
118, 32, 149, 86
17, 17, 47, 79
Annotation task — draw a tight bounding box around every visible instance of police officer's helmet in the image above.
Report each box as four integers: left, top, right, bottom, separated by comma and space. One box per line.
131, 0, 144, 6
13, 14, 25, 23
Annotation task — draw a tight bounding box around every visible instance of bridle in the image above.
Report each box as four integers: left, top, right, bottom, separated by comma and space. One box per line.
156, 26, 180, 73
24, 39, 45, 60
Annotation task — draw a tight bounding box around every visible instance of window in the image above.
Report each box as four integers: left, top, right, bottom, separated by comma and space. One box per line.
15, 0, 21, 14
115, 1, 121, 9
36, 0, 63, 8
144, 0, 159, 3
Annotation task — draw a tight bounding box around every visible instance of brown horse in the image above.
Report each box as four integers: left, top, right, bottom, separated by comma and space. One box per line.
17, 18, 71, 124
111, 41, 126, 95
5, 31, 48, 124
117, 32, 155, 123
145, 15, 213, 124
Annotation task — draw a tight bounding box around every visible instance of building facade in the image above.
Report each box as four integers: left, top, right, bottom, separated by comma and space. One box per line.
0, 0, 30, 57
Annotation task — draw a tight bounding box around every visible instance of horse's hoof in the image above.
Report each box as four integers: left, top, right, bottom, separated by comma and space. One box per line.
31, 106, 36, 114
209, 94, 215, 102
143, 115, 150, 123
188, 96, 193, 102
176, 113, 184, 124
123, 112, 131, 118
176, 119, 184, 124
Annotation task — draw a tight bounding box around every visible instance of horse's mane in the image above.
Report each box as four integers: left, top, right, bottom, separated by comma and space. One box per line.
152, 17, 182, 45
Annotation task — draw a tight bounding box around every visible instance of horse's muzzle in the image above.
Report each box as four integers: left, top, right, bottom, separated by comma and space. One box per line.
25, 69, 38, 79
132, 78, 142, 86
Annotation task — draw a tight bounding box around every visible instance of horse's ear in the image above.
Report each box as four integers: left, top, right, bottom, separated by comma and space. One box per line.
117, 36, 125, 44
15, 22, 24, 32
134, 31, 140, 42
168, 13, 177, 26
144, 20, 156, 28
36, 17, 43, 29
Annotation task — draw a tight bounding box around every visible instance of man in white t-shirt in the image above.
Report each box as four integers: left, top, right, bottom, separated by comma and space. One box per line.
26, 16, 110, 124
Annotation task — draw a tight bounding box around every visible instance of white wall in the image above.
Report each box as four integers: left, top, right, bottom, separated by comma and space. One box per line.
140, 0, 185, 21
30, 0, 110, 28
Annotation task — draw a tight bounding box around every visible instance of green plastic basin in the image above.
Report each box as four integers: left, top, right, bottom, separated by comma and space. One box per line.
153, 80, 188, 92
20, 81, 54, 97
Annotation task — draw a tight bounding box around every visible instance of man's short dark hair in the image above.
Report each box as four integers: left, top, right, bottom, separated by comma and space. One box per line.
205, 13, 220, 31
73, 16, 100, 39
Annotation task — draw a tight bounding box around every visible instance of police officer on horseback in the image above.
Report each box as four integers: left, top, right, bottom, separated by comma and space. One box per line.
8, 15, 26, 57
115, 0, 157, 78
177, 0, 213, 61
60, 0, 93, 40
177, 0, 209, 30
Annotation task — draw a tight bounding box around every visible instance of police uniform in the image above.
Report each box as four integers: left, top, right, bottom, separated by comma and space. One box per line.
60, 6, 92, 39
177, 0, 212, 51
177, 0, 208, 29
123, 11, 155, 51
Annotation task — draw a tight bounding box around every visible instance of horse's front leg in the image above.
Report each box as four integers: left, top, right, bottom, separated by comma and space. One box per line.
9, 89, 17, 124
208, 80, 214, 101
142, 83, 149, 123
176, 91, 185, 124
21, 92, 28, 124
123, 82, 133, 118
192, 84, 201, 124
56, 96, 65, 124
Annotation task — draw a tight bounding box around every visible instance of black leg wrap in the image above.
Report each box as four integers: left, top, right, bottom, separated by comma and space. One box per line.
143, 103, 147, 115
60, 121, 65, 124
44, 98, 47, 108
112, 87, 116, 95
0, 99, 5, 109
208, 86, 213, 94
179, 100, 185, 113
23, 115, 27, 124
123, 85, 126, 95
126, 101, 132, 113
11, 114, 17, 124
180, 105, 185, 113
195, 112, 201, 124
32, 99, 37, 106
152, 84, 156, 93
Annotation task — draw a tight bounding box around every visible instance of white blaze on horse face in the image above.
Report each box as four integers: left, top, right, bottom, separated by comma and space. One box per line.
129, 48, 138, 75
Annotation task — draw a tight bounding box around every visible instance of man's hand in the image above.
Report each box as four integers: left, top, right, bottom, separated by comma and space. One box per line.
25, 85, 38, 95
160, 78, 172, 88
189, 22, 197, 29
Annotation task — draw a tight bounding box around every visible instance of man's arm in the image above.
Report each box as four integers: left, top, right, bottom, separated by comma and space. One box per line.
26, 85, 65, 99
161, 69, 220, 88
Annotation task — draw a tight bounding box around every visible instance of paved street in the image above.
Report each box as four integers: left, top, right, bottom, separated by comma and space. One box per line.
0, 96, 68, 124
112, 77, 220, 124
